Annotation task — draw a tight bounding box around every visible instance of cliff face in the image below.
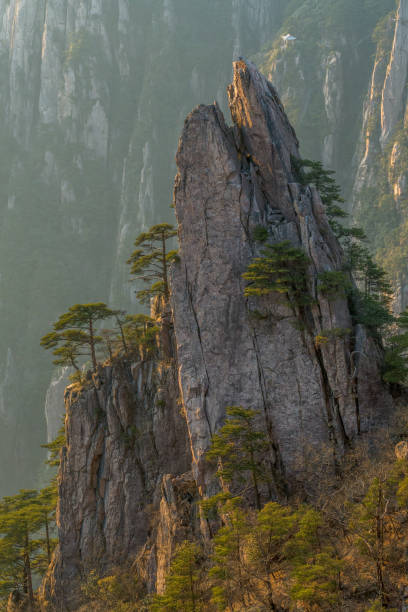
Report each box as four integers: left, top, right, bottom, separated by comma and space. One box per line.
42, 61, 394, 610
0, 0, 289, 496
352, 0, 408, 310
171, 60, 393, 492
257, 0, 395, 194
40, 357, 193, 610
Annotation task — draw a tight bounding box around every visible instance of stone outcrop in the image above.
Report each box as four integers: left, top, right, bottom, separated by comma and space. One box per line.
257, 1, 394, 194
171, 60, 393, 493
41, 60, 394, 610
40, 358, 192, 610
44, 368, 71, 443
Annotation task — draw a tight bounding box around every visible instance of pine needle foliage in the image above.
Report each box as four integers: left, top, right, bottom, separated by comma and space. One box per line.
0, 489, 57, 606
243, 241, 312, 307
127, 223, 178, 304
150, 541, 206, 612
206, 406, 269, 509
294, 157, 395, 336
292, 157, 365, 241
41, 303, 116, 371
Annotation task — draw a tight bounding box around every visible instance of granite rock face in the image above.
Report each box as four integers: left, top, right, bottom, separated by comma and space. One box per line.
171, 60, 393, 492
40, 358, 192, 610
352, 0, 408, 310
380, 0, 408, 148
257, 0, 395, 194
41, 60, 394, 610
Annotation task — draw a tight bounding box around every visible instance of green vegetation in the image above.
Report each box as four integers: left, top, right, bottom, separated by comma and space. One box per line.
41, 303, 116, 371
245, 158, 395, 340
258, 0, 395, 174
243, 240, 313, 308
0, 488, 57, 607
206, 406, 270, 510
383, 310, 408, 384
317, 270, 351, 297
150, 542, 206, 612
127, 223, 178, 304
82, 568, 147, 612
134, 416, 408, 611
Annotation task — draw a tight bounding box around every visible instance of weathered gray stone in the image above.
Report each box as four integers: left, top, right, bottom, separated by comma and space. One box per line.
380, 0, 408, 148
40, 358, 192, 611
41, 60, 394, 611
171, 60, 393, 493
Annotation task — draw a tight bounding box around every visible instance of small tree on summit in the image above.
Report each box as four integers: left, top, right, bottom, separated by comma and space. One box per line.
41, 303, 115, 371
127, 223, 178, 304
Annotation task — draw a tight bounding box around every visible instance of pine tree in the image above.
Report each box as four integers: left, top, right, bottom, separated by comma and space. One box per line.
127, 223, 178, 304
41, 329, 90, 371
243, 241, 312, 308
36, 486, 58, 567
285, 507, 343, 611
41, 302, 115, 371
206, 406, 269, 510
122, 314, 159, 360
41, 425, 66, 469
0, 490, 44, 608
293, 157, 393, 336
150, 541, 206, 612
209, 499, 252, 611
349, 476, 396, 607
248, 502, 297, 610
292, 157, 365, 242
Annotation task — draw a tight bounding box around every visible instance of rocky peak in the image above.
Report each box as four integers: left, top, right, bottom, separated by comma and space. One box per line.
172, 59, 392, 493
41, 60, 394, 610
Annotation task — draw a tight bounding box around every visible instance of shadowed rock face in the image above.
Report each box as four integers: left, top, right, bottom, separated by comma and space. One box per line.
171, 60, 393, 493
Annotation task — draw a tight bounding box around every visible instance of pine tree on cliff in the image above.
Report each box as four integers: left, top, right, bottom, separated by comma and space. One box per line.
206, 406, 269, 510
242, 241, 313, 308
127, 223, 178, 304
151, 541, 206, 612
41, 303, 115, 371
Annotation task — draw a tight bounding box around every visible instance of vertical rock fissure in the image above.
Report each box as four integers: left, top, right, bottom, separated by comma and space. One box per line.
185, 270, 213, 439
247, 312, 286, 495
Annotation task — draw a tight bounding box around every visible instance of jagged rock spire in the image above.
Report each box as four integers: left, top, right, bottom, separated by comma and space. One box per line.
172, 59, 392, 492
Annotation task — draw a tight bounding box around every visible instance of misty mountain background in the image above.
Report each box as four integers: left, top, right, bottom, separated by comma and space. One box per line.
0, 0, 402, 495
